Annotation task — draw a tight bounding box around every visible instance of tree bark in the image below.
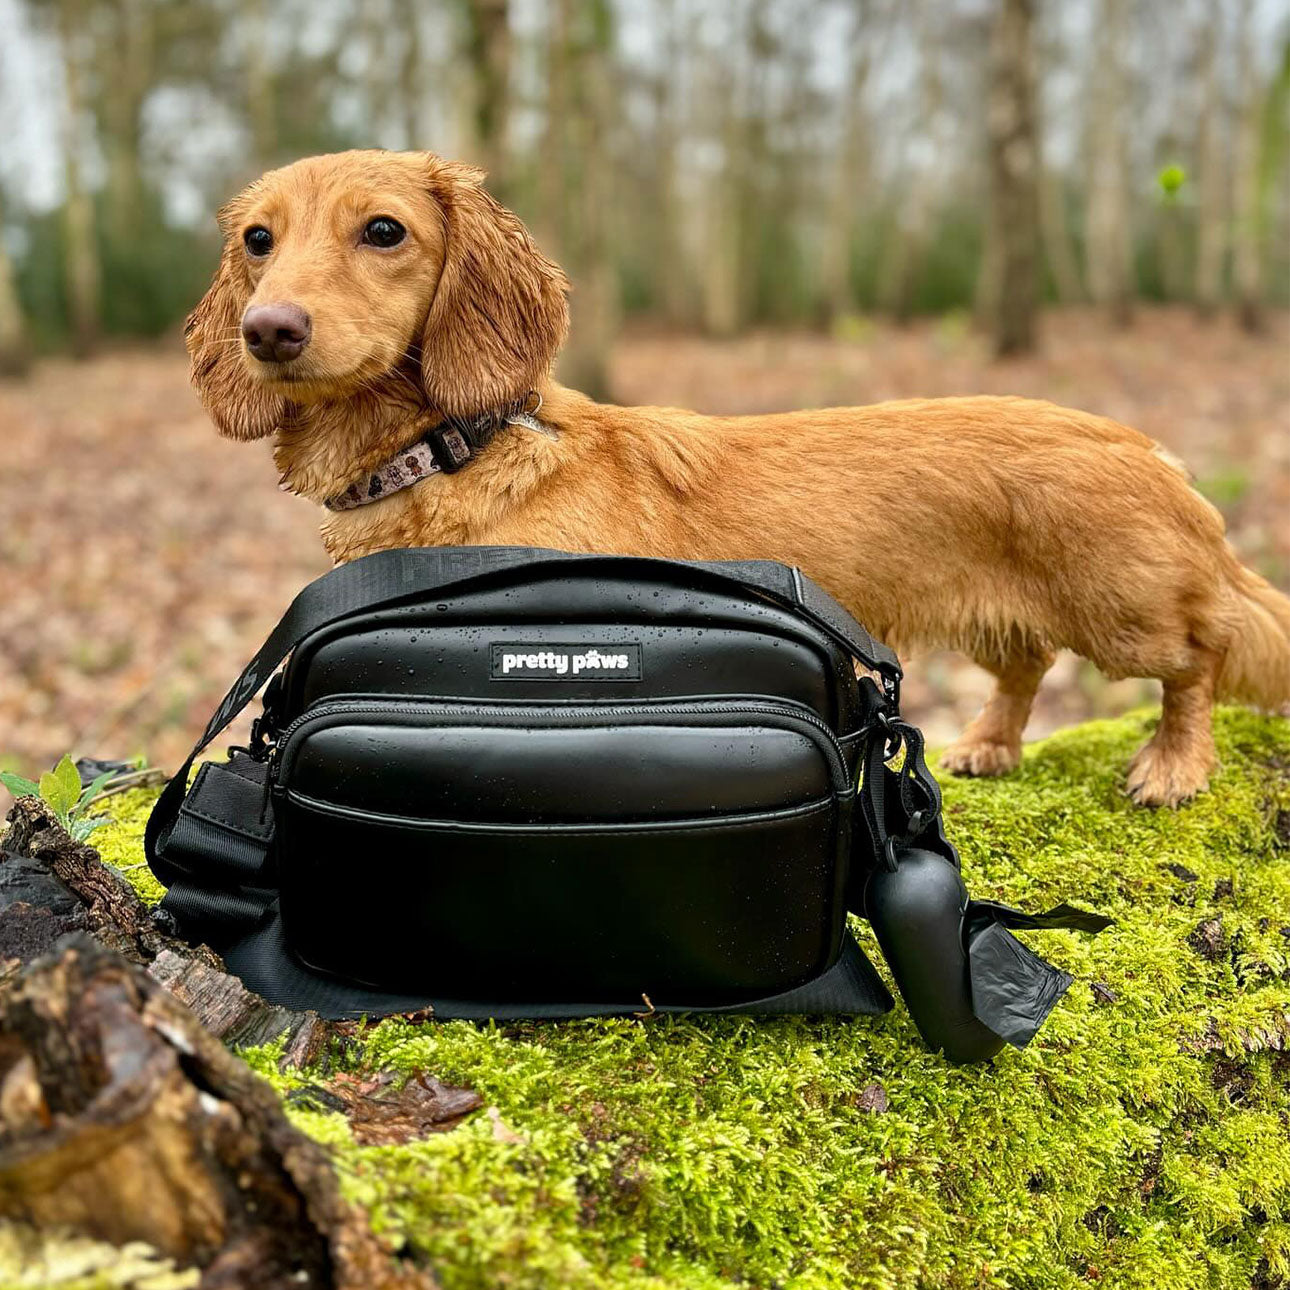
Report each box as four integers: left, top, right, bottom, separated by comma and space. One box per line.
1084, 0, 1134, 328
1038, 167, 1085, 303
538, 0, 571, 260
2, 797, 325, 1062
243, 0, 277, 170
877, 0, 945, 322
58, 0, 101, 358
0, 938, 433, 1289
0, 797, 453, 1283
0, 190, 29, 377
983, 0, 1040, 356
1034, 17, 1085, 305
1193, 0, 1227, 318
700, 5, 754, 337
398, 0, 426, 149
461, 0, 511, 198
555, 0, 617, 400
100, 0, 154, 250
700, 73, 745, 338
1232, 0, 1265, 332
652, 0, 693, 328
821, 2, 874, 325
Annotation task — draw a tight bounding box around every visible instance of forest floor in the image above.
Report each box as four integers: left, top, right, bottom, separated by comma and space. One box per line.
1, 305, 1287, 783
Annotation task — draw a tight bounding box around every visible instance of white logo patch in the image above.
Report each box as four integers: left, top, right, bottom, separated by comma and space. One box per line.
490, 643, 643, 681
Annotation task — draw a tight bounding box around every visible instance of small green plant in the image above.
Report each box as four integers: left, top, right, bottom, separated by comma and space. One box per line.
1, 754, 115, 842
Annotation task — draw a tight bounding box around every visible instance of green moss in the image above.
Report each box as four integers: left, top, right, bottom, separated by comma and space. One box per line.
92, 710, 1290, 1290
94, 788, 167, 906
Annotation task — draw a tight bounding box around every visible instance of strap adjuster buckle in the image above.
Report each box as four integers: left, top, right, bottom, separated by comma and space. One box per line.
429, 426, 473, 472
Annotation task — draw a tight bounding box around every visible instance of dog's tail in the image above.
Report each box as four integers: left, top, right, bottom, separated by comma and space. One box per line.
1217, 558, 1290, 711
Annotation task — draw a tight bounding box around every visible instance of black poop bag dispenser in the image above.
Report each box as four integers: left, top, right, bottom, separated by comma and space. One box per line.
854, 713, 1112, 1064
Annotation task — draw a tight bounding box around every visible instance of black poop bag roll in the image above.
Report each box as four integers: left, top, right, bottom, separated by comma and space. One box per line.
864, 847, 1112, 1064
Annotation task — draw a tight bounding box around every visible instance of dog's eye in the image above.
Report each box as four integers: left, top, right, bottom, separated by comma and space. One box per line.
244, 226, 273, 257
362, 217, 406, 249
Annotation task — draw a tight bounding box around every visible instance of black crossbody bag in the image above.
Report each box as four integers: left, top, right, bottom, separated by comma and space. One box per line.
146, 547, 1107, 1063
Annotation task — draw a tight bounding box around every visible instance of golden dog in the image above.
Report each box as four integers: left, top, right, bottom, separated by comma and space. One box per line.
187, 150, 1290, 806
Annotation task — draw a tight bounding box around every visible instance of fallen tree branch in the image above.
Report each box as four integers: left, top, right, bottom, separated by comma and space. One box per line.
2, 797, 322, 1060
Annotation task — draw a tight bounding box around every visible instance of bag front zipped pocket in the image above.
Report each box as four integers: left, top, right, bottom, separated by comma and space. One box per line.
271, 696, 854, 1002
272, 695, 852, 822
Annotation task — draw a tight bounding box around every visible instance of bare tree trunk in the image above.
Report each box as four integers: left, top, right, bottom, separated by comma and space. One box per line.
766, 8, 814, 326
1232, 0, 1265, 332
983, 0, 1040, 356
1154, 129, 1190, 301
538, 0, 570, 259
1038, 167, 1085, 302
59, 0, 100, 358
1084, 0, 1134, 327
653, 0, 692, 328
0, 246, 27, 377
701, 170, 742, 335
1035, 18, 1085, 304
821, 3, 873, 325
243, 0, 277, 170
699, 12, 746, 337
1194, 0, 1227, 318
362, 0, 392, 144
556, 0, 617, 400
878, 0, 944, 322
0, 190, 29, 376
398, 0, 425, 149
100, 0, 153, 248
462, 0, 510, 197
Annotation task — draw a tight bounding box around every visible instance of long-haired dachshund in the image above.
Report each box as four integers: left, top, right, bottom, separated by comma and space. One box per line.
187, 150, 1290, 807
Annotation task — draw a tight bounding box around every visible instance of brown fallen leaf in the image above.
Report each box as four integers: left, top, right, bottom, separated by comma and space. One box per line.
324, 1070, 484, 1146
854, 1082, 890, 1113
1188, 918, 1227, 962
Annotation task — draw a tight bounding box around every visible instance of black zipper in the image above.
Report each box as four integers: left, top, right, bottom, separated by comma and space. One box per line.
271, 696, 852, 794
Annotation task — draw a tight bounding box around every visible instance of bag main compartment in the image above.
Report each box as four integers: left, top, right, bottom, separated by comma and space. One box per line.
265, 568, 880, 1005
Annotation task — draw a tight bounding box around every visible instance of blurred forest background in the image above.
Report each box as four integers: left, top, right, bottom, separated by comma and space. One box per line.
0, 0, 1288, 779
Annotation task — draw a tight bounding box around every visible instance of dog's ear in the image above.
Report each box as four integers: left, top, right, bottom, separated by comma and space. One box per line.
186, 197, 285, 441
420, 159, 569, 419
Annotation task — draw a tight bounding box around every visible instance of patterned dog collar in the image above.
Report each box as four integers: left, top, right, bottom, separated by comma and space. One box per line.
325, 394, 549, 512
325, 435, 450, 511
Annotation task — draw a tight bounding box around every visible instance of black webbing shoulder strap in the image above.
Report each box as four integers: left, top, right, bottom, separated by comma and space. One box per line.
146, 545, 902, 889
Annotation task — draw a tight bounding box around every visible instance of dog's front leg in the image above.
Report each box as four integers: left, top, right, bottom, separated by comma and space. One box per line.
939, 644, 1056, 778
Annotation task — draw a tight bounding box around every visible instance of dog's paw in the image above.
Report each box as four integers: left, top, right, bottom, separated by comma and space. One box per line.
1125, 743, 1212, 808
938, 739, 1021, 778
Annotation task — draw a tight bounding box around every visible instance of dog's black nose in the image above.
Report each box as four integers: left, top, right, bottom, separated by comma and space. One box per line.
242, 303, 311, 363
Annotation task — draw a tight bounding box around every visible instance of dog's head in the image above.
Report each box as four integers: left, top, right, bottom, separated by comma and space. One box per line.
187, 150, 570, 440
